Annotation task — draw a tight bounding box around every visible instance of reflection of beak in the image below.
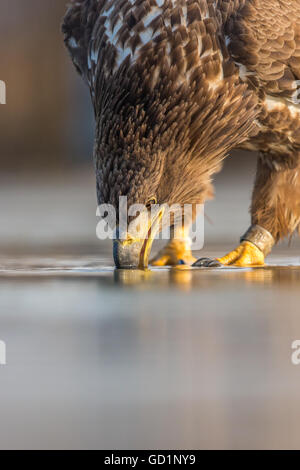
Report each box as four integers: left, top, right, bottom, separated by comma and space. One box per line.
113, 207, 165, 269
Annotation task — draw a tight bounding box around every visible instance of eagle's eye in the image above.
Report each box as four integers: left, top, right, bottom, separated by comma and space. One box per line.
146, 197, 157, 209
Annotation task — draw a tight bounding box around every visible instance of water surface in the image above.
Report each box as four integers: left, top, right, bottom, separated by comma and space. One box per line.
0, 249, 300, 449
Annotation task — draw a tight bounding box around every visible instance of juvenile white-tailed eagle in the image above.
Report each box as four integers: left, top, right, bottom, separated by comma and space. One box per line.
63, 0, 300, 268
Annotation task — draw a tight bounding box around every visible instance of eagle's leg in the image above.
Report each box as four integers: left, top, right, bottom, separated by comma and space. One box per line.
194, 226, 270, 268
196, 152, 300, 268
150, 225, 197, 266
216, 227, 272, 267
250, 152, 300, 250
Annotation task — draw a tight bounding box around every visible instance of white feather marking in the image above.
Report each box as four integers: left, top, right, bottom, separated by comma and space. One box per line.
208, 52, 224, 91
105, 18, 123, 45
68, 37, 78, 48
265, 95, 300, 119
144, 8, 161, 28
237, 63, 255, 81
225, 35, 231, 47
90, 48, 99, 64
117, 47, 132, 67
265, 96, 286, 111
291, 79, 300, 105
140, 29, 154, 46
104, 4, 115, 18
288, 102, 300, 119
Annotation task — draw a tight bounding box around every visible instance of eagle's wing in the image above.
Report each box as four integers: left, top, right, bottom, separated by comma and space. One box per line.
224, 0, 300, 103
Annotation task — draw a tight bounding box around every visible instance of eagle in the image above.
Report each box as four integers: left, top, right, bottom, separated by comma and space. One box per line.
62, 0, 300, 269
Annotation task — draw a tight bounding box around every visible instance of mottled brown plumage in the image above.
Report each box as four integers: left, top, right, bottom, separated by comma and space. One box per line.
62, 0, 300, 265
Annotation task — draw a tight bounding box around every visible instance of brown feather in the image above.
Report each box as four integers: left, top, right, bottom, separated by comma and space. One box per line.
62, 0, 300, 241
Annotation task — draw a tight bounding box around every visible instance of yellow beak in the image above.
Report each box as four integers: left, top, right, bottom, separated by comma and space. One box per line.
113, 207, 165, 269
138, 207, 165, 269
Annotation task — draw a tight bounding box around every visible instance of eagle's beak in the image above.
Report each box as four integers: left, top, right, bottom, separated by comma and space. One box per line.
113, 207, 165, 269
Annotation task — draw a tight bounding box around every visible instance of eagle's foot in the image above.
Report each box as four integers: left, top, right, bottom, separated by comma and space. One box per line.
217, 225, 275, 267
193, 258, 223, 268
193, 225, 275, 268
151, 239, 197, 266
193, 242, 265, 268
217, 241, 265, 267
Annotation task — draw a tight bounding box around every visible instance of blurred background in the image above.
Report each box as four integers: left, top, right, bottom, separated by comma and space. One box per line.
0, 0, 94, 170
1, 0, 300, 451
0, 0, 98, 254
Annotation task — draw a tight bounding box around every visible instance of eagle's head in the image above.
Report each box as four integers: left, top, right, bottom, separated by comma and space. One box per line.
94, 95, 215, 269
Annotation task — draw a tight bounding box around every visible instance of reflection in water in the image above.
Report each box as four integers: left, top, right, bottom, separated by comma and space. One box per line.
113, 265, 194, 291
112, 264, 300, 291
114, 268, 153, 286
243, 268, 274, 284
1, 254, 300, 449
169, 266, 193, 291
2, 254, 300, 293
236, 266, 300, 286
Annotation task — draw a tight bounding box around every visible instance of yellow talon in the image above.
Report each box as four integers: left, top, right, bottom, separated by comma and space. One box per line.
151, 239, 197, 266
217, 241, 265, 267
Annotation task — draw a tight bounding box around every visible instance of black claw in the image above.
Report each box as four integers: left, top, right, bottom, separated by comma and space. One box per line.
192, 258, 222, 268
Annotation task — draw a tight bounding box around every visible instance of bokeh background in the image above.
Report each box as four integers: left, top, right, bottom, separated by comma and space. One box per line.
0, 0, 93, 170
0, 0, 99, 253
